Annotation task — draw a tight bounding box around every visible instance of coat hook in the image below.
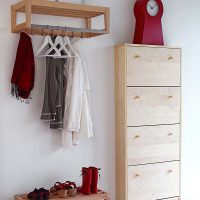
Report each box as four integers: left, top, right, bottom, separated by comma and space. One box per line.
48, 25, 50, 35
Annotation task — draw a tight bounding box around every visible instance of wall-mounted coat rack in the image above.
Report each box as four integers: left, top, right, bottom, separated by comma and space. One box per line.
11, 0, 110, 38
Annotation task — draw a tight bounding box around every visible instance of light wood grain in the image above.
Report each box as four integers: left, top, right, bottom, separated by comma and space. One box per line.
104, 8, 110, 33
25, 0, 31, 28
115, 46, 127, 200
86, 17, 92, 29
127, 124, 180, 165
23, 0, 107, 16
117, 43, 181, 49
127, 87, 180, 126
128, 161, 180, 200
115, 44, 181, 200
11, 0, 110, 37
11, 6, 17, 33
127, 47, 180, 86
85, 17, 92, 37
12, 0, 25, 11
15, 191, 109, 200
126, 46, 181, 86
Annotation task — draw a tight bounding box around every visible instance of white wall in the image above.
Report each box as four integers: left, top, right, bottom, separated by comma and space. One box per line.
162, 1, 200, 200
0, 0, 199, 200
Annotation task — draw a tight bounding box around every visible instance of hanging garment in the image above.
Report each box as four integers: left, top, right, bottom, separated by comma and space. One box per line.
63, 55, 83, 147
41, 57, 66, 126
73, 42, 93, 138
11, 32, 35, 101
50, 58, 67, 129
41, 37, 67, 129
72, 40, 93, 144
62, 39, 93, 147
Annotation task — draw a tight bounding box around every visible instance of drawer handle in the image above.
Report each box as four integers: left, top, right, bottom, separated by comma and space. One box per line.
168, 133, 173, 137
168, 170, 173, 174
134, 54, 140, 59
134, 173, 140, 177
134, 135, 140, 139
168, 56, 174, 60
133, 95, 140, 100
168, 95, 173, 99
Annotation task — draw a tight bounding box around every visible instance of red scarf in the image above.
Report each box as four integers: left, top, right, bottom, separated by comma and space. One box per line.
11, 32, 35, 101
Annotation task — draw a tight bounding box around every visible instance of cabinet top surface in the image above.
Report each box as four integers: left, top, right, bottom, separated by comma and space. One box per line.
116, 43, 181, 50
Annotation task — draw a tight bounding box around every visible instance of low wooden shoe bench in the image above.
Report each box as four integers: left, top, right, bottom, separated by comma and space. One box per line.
15, 191, 110, 200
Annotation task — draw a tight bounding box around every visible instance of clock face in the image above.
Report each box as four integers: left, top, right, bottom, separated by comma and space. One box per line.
146, 0, 159, 16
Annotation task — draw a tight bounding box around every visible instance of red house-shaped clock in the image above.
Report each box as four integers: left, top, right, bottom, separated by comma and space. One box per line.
133, 0, 164, 45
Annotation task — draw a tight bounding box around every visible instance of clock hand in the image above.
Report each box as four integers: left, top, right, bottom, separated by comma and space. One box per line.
152, 4, 158, 8
147, 3, 154, 9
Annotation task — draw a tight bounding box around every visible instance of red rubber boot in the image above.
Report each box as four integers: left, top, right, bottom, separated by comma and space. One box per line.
89, 167, 101, 194
81, 167, 92, 195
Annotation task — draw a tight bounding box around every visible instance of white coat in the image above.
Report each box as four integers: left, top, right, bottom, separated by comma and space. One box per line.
62, 39, 93, 148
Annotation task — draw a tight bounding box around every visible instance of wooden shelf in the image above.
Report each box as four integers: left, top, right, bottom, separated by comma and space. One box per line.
15, 0, 107, 18
15, 191, 110, 200
11, 0, 110, 38
22, 25, 107, 38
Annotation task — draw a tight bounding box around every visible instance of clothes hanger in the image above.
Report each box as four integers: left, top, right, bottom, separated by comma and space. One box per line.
63, 27, 79, 57
44, 27, 61, 57
57, 32, 72, 58
36, 27, 50, 57
45, 26, 72, 58
36, 26, 61, 57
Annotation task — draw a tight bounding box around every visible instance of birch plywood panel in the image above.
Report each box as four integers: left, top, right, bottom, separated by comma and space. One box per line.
127, 87, 180, 126
127, 124, 180, 165
128, 161, 180, 200
126, 46, 181, 86
115, 45, 127, 200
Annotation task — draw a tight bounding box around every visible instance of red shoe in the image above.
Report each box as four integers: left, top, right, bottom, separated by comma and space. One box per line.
38, 188, 50, 200
27, 188, 50, 200
81, 167, 92, 195
89, 167, 101, 194
27, 188, 39, 200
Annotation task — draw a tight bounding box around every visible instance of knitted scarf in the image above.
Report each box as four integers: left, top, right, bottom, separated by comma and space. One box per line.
11, 32, 35, 103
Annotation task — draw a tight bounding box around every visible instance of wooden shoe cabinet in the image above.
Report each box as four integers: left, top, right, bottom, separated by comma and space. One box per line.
115, 44, 181, 200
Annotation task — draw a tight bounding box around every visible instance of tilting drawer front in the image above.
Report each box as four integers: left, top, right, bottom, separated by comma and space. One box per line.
127, 124, 180, 165
128, 161, 180, 200
126, 46, 181, 86
127, 87, 180, 126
